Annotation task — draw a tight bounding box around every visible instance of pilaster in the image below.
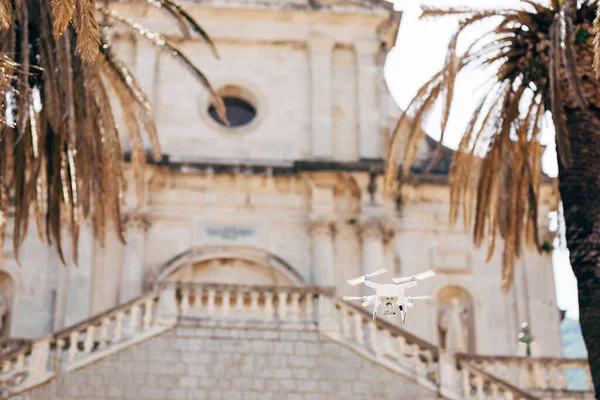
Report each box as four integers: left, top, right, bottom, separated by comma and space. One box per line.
308, 219, 335, 286
355, 39, 382, 160
119, 213, 151, 304
357, 217, 394, 294
308, 33, 335, 159
64, 219, 95, 327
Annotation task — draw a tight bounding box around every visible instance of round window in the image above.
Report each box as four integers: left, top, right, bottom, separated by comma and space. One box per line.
208, 95, 257, 128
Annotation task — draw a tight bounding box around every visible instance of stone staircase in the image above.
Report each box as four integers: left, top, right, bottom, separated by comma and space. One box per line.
0, 282, 594, 400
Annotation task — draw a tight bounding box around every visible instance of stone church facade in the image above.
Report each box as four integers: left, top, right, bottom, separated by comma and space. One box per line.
0, 0, 594, 399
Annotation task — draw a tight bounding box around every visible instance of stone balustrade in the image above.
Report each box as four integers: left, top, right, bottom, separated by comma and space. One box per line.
0, 283, 593, 400
459, 354, 594, 397
0, 340, 30, 359
161, 281, 336, 329
458, 361, 540, 400
330, 301, 439, 389
0, 292, 163, 399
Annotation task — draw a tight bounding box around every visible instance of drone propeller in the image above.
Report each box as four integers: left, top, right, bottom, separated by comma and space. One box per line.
343, 295, 376, 307
392, 269, 436, 285
406, 295, 431, 303
346, 268, 388, 286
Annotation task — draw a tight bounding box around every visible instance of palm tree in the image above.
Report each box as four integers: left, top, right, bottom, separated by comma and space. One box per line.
383, 0, 600, 394
0, 0, 226, 264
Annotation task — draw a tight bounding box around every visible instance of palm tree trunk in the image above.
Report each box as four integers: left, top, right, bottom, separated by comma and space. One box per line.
558, 106, 600, 398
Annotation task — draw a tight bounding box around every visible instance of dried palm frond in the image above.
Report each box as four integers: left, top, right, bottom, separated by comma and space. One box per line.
0, 0, 224, 264
384, 0, 600, 292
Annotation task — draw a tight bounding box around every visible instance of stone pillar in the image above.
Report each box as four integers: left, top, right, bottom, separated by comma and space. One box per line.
358, 219, 391, 295
119, 214, 150, 304
308, 33, 335, 159
355, 39, 382, 160
309, 220, 335, 286
64, 220, 95, 327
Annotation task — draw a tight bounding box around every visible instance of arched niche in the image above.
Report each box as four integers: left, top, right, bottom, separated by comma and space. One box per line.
0, 271, 15, 338
155, 245, 306, 286
435, 285, 476, 354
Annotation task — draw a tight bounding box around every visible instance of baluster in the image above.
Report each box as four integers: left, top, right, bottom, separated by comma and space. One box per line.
234, 291, 245, 317
475, 373, 485, 400
339, 307, 350, 338
585, 365, 593, 390
16, 353, 25, 371
411, 344, 423, 373
353, 314, 364, 345
222, 291, 231, 317
83, 325, 95, 353
556, 362, 568, 389
129, 304, 141, 334
114, 311, 125, 342
207, 289, 216, 316
181, 288, 191, 314
289, 292, 300, 322
380, 330, 393, 356
99, 318, 110, 347
532, 361, 546, 390
250, 291, 260, 317
490, 383, 499, 398
68, 331, 80, 362
264, 292, 275, 320
143, 299, 154, 329
423, 349, 434, 374
368, 322, 379, 354
277, 292, 288, 320
461, 369, 471, 396
2, 360, 10, 372
396, 336, 406, 356
304, 293, 314, 320
503, 391, 514, 400
193, 288, 203, 314
56, 338, 65, 360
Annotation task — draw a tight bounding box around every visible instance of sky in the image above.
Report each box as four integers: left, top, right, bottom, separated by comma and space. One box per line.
383, 0, 580, 320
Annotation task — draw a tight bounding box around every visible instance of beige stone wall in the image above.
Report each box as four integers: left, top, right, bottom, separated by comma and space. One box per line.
13, 326, 437, 400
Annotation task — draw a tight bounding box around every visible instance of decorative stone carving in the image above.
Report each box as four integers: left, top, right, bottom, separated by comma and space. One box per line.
308, 220, 335, 238
123, 213, 151, 233
357, 218, 394, 243
439, 297, 469, 353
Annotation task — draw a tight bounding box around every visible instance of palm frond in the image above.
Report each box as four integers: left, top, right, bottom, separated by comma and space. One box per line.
384, 0, 600, 292
0, 0, 224, 264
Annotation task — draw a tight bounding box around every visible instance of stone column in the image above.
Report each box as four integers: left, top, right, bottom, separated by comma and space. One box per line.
358, 218, 393, 295
64, 220, 95, 327
309, 220, 335, 287
308, 34, 335, 159
355, 39, 382, 160
359, 219, 385, 277
119, 214, 150, 304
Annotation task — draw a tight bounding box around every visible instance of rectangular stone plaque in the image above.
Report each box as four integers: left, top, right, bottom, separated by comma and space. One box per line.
431, 248, 471, 274
196, 224, 259, 244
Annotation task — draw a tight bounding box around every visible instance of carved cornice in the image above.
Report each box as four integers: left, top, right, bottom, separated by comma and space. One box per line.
123, 213, 152, 233
357, 217, 395, 243
308, 219, 336, 238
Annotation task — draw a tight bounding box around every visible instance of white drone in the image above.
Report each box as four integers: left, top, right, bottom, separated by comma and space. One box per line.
343, 268, 436, 323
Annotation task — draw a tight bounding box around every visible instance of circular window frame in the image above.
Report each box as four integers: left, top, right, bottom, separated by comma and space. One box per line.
201, 80, 266, 135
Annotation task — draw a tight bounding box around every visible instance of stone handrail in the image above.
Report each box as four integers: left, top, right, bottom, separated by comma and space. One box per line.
160, 281, 336, 328
0, 291, 164, 399
0, 339, 30, 359
457, 360, 541, 400
458, 354, 594, 394
327, 300, 439, 389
